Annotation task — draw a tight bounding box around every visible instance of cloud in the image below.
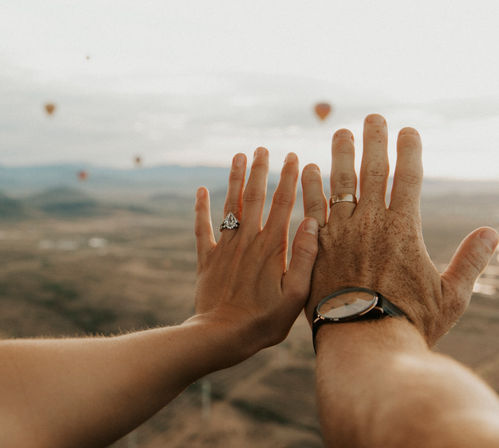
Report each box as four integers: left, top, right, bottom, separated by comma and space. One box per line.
1, 67, 499, 179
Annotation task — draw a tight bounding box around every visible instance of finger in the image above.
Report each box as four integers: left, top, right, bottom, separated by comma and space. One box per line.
265, 152, 299, 241
282, 218, 319, 308
302, 164, 327, 226
442, 227, 498, 307
389, 128, 423, 214
194, 187, 216, 269
223, 153, 247, 220
359, 114, 389, 207
330, 128, 357, 220
241, 147, 269, 238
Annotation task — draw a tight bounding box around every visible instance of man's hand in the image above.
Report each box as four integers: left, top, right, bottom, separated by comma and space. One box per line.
193, 148, 318, 366
301, 114, 498, 345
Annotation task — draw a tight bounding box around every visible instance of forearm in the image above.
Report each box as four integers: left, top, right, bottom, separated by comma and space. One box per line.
0, 315, 243, 448
315, 318, 499, 448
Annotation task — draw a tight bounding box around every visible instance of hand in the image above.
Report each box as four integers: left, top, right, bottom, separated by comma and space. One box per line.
192, 148, 319, 366
301, 114, 498, 345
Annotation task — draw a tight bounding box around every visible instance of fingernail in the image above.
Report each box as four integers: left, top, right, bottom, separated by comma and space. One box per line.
234, 154, 244, 167
480, 228, 498, 251
196, 188, 205, 199
304, 218, 318, 235
334, 129, 353, 140
366, 114, 386, 125
284, 153, 297, 164
305, 164, 320, 172
254, 147, 266, 158
399, 127, 419, 137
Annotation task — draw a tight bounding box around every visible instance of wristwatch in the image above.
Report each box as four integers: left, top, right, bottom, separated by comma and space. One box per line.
312, 287, 406, 353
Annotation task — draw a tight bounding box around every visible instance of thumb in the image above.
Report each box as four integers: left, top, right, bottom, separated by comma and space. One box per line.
442, 227, 498, 303
283, 218, 319, 303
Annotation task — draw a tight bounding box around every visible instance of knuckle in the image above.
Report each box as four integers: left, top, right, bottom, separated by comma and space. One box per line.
306, 197, 326, 214
336, 172, 357, 189
302, 171, 322, 186
272, 191, 294, 207
318, 228, 331, 247
463, 249, 485, 276
336, 145, 354, 155
397, 171, 422, 186
251, 159, 268, 170
243, 190, 265, 203
364, 161, 389, 179
294, 241, 318, 260
229, 169, 244, 182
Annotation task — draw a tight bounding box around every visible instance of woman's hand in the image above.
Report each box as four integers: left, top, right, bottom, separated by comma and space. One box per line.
192, 148, 318, 366
0, 150, 317, 447
301, 114, 498, 346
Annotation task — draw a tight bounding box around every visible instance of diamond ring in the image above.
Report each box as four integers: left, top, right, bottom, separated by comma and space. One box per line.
219, 212, 240, 231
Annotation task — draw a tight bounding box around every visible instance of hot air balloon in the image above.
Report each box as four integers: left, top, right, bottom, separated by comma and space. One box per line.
77, 170, 88, 181
134, 155, 143, 167
44, 103, 56, 116
314, 102, 332, 121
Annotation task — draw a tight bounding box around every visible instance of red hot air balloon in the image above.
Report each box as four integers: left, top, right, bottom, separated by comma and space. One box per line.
77, 170, 88, 181
44, 103, 56, 116
314, 102, 332, 121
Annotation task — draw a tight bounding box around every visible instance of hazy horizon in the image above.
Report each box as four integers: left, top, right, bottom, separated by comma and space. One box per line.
2, 1, 499, 180
2, 162, 499, 183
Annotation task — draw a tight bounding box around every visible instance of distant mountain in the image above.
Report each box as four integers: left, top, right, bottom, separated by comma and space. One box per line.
0, 164, 237, 198
28, 186, 94, 204
0, 186, 159, 220
0, 193, 27, 220
25, 187, 104, 218
0, 164, 497, 200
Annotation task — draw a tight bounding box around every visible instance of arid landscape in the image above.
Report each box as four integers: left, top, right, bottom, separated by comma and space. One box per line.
0, 169, 498, 447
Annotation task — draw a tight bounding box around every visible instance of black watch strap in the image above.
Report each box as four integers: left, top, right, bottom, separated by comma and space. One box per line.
377, 295, 405, 317
312, 290, 406, 354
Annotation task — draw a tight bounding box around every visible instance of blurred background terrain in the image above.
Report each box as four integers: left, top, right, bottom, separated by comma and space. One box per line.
2, 0, 499, 446
0, 170, 498, 447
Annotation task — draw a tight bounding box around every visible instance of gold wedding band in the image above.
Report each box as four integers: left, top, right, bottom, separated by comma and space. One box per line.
329, 194, 358, 207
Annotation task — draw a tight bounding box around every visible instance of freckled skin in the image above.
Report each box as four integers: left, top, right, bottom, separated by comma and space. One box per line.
307, 208, 444, 345
302, 114, 497, 347
303, 115, 499, 448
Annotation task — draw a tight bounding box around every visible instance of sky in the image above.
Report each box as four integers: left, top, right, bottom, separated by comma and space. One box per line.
1, 0, 499, 179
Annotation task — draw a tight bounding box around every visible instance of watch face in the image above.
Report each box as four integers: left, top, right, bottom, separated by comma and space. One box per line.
317, 290, 377, 320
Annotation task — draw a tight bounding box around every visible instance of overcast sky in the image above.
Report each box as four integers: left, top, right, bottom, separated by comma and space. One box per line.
1, 0, 499, 179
